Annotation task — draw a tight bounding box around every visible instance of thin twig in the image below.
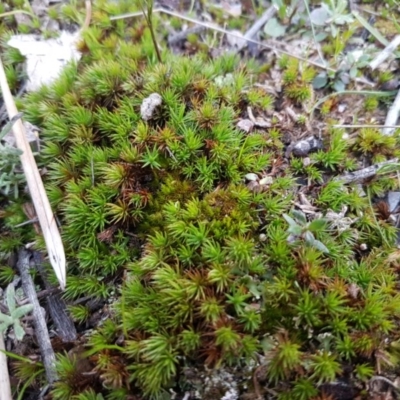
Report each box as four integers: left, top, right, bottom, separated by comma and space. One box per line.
17, 249, 57, 383
0, 333, 12, 400
140, 2, 162, 63
33, 252, 77, 343
303, 0, 326, 66
0, 10, 35, 18
370, 35, 400, 70
82, 0, 92, 30
14, 218, 39, 228
334, 158, 399, 184
168, 25, 206, 45
333, 124, 400, 129
369, 375, 399, 391
235, 5, 277, 52
19, 287, 61, 305
181, 393, 190, 400
383, 87, 400, 135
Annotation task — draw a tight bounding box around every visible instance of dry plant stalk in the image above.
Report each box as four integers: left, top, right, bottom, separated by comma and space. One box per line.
0, 333, 12, 400
0, 57, 66, 289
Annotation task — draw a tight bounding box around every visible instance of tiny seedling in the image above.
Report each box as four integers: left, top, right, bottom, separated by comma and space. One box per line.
0, 283, 33, 341
284, 210, 330, 253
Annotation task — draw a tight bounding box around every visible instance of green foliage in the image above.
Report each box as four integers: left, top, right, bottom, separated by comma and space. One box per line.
312, 128, 350, 171
0, 117, 25, 198
310, 351, 342, 384
10, 5, 400, 398
0, 283, 33, 340
68, 305, 90, 324
265, 330, 303, 383
284, 210, 329, 253
352, 128, 398, 161
282, 58, 315, 103
0, 264, 15, 285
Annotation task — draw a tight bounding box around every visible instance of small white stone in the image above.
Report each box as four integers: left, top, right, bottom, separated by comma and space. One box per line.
259, 176, 273, 185
259, 233, 267, 242
140, 93, 162, 121
302, 157, 311, 167
245, 173, 258, 181
360, 243, 368, 251
236, 119, 254, 133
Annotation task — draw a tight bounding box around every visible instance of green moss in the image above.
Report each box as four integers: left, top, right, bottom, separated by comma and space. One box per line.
0, 2, 398, 399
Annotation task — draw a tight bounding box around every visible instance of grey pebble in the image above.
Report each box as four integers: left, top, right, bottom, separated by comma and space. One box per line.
388, 191, 400, 212
245, 173, 258, 181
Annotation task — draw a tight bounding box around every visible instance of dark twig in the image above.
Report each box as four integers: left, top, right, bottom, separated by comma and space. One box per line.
19, 287, 61, 305
33, 252, 77, 343
234, 5, 277, 53
168, 25, 206, 45
17, 249, 57, 383
334, 158, 399, 184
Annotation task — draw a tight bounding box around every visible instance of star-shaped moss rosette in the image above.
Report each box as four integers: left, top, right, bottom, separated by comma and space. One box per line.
0, 283, 33, 341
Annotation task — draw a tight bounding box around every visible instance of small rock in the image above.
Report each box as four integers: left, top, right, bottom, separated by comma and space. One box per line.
292, 136, 322, 157
245, 173, 258, 181
140, 93, 162, 121
215, 73, 234, 87
354, 184, 366, 197
388, 191, 400, 212
319, 381, 357, 400
236, 119, 254, 133
359, 243, 368, 251
253, 117, 271, 128
226, 29, 247, 48
338, 104, 346, 113
259, 233, 267, 242
247, 181, 260, 192
380, 79, 400, 91
347, 283, 360, 299
292, 140, 311, 157
302, 157, 311, 167
259, 176, 273, 185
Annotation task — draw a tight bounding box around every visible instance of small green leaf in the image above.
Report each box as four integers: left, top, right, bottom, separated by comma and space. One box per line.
11, 304, 33, 320
6, 284, 16, 313
292, 210, 307, 225
308, 218, 327, 232
313, 73, 328, 89
313, 240, 330, 254
283, 214, 299, 228
13, 322, 26, 341
0, 322, 10, 333
0, 314, 13, 325
288, 225, 303, 236
309, 6, 330, 26
264, 17, 286, 38
304, 230, 316, 244
333, 79, 345, 92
